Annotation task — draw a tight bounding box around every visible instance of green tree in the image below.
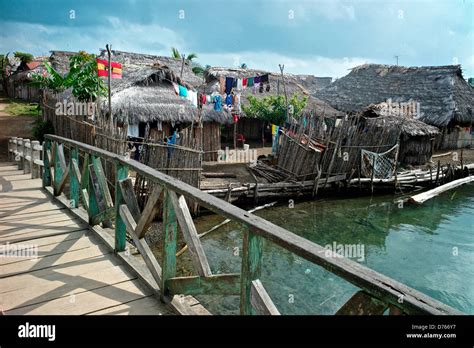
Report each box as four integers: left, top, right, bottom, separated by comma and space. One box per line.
14, 51, 34, 64
171, 47, 197, 61
242, 94, 307, 126
31, 51, 106, 101
469, 77, 474, 88
240, 63, 248, 69
0, 53, 12, 95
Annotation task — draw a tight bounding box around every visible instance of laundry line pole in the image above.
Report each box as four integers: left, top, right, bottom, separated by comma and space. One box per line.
279, 64, 289, 122
106, 44, 112, 127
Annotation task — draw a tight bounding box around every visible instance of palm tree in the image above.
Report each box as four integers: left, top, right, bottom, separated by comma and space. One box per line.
171, 47, 198, 62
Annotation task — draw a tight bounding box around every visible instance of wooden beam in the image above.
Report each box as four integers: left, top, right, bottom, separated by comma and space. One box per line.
69, 147, 80, 208
135, 184, 163, 239
88, 164, 103, 225
336, 291, 387, 315
115, 163, 129, 252
118, 178, 140, 222
168, 191, 211, 277
42, 139, 52, 187
119, 204, 162, 286
91, 156, 113, 208
240, 229, 263, 315
409, 176, 474, 204
250, 279, 280, 315
166, 274, 240, 296
160, 189, 177, 299
80, 154, 90, 210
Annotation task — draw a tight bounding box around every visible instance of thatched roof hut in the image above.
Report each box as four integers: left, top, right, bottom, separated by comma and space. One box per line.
316, 64, 473, 150
359, 103, 440, 138
6, 60, 45, 102
316, 64, 474, 128
94, 50, 232, 126
359, 103, 440, 165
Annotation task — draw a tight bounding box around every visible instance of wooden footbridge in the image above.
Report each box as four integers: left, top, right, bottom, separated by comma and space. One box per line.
0, 135, 463, 315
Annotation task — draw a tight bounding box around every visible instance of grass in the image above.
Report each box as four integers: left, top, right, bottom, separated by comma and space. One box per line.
3, 98, 41, 117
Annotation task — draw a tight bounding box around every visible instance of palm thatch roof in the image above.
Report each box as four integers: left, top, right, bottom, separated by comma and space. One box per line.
94, 50, 229, 125
359, 103, 440, 137
47, 50, 230, 125
296, 75, 333, 94
316, 64, 474, 127
203, 67, 344, 119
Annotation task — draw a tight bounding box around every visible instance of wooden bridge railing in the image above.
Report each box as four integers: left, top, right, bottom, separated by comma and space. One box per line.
7, 135, 463, 315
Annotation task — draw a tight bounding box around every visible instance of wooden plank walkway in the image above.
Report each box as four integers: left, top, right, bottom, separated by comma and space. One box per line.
0, 163, 174, 315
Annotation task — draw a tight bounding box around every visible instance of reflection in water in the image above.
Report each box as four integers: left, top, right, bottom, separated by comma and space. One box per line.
181, 184, 474, 314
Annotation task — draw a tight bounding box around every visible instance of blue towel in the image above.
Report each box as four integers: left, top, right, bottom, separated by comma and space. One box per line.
178, 85, 187, 97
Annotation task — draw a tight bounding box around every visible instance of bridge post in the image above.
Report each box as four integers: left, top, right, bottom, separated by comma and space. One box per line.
31, 141, 41, 179
53, 143, 63, 196
8, 137, 15, 161
23, 139, 31, 174
160, 189, 178, 300
240, 229, 263, 315
42, 139, 52, 187
69, 147, 80, 208
16, 138, 23, 169
115, 162, 128, 252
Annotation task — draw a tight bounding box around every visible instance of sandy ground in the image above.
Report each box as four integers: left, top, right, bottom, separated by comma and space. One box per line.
0, 95, 36, 162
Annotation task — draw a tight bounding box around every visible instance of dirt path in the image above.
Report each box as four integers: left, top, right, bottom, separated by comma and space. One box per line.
0, 95, 36, 162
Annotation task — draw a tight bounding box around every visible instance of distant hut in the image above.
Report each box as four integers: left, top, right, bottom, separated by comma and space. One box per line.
203, 67, 342, 148
359, 103, 440, 165
6, 59, 46, 102
316, 64, 474, 149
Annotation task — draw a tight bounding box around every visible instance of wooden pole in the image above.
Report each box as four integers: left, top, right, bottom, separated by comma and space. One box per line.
180, 54, 185, 79
279, 64, 289, 122
106, 44, 112, 127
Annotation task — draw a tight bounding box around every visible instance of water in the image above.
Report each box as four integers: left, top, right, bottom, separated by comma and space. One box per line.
183, 184, 474, 314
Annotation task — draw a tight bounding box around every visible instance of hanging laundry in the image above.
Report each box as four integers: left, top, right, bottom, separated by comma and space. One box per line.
206, 95, 212, 103
172, 82, 179, 95
233, 114, 239, 123
187, 90, 198, 107
213, 95, 222, 111
178, 85, 188, 97
254, 76, 262, 84
252, 83, 259, 94
237, 78, 243, 90
225, 77, 234, 94
233, 79, 237, 88
225, 93, 233, 106
242, 78, 248, 88
235, 93, 241, 112
219, 76, 225, 94
247, 77, 254, 87
260, 74, 269, 83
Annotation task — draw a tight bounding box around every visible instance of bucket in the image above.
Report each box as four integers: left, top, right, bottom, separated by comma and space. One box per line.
243, 144, 250, 151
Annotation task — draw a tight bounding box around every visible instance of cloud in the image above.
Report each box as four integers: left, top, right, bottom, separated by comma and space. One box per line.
0, 19, 184, 57
197, 51, 371, 78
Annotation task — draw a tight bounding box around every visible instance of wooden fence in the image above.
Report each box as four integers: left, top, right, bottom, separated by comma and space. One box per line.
8, 134, 464, 315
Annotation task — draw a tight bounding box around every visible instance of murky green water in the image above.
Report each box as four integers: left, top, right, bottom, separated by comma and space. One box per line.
184, 184, 474, 314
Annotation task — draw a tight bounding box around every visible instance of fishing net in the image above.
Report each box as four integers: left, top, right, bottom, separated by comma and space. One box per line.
361, 144, 399, 179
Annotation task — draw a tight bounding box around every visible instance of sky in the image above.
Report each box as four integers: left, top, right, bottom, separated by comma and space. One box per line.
0, 0, 473, 78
